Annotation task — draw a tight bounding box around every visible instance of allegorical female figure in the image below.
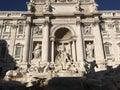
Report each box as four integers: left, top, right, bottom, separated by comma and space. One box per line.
33, 43, 41, 59
86, 42, 94, 58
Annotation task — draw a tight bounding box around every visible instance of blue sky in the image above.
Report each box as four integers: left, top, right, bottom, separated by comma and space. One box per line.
0, 0, 120, 11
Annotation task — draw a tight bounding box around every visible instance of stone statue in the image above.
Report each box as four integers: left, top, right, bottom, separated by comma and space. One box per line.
42, 63, 50, 73
4, 68, 23, 81
75, 0, 80, 11
44, 0, 50, 12
84, 59, 98, 73
68, 61, 77, 73
55, 45, 72, 70
30, 0, 34, 2
30, 43, 41, 68
86, 42, 94, 58
33, 43, 41, 59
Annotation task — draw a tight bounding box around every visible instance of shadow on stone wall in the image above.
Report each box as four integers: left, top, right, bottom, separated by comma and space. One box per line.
0, 39, 16, 78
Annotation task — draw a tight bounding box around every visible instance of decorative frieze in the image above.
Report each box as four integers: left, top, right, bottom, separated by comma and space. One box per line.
101, 11, 120, 18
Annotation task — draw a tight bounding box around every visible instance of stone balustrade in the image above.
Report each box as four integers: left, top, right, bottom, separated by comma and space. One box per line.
101, 11, 120, 17
0, 11, 28, 18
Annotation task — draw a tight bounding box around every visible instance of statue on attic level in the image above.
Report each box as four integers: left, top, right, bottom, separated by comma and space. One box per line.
44, 0, 51, 12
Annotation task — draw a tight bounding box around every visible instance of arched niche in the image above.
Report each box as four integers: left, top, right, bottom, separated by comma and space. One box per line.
51, 25, 75, 39
54, 27, 73, 42
50, 25, 77, 62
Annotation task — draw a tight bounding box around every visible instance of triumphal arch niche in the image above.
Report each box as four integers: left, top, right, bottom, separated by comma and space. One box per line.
50, 25, 76, 62
26, 0, 99, 78
50, 25, 78, 70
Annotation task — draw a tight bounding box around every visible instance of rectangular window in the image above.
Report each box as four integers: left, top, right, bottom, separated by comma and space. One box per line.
18, 25, 24, 34
104, 45, 110, 55
101, 23, 106, 32
15, 46, 22, 59
4, 25, 11, 34
115, 24, 120, 32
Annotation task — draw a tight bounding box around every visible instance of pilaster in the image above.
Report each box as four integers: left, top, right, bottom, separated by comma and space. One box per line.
0, 23, 3, 39
75, 16, 85, 71
94, 17, 105, 63
10, 23, 17, 57
23, 17, 31, 63
41, 16, 50, 63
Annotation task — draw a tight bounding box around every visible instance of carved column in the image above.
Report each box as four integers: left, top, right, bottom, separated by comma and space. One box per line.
41, 16, 50, 63
76, 16, 85, 71
50, 36, 55, 63
72, 37, 77, 62
23, 17, 31, 63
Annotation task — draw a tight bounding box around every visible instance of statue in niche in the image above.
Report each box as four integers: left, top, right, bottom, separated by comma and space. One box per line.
33, 43, 41, 59
31, 43, 41, 68
86, 42, 94, 58
84, 25, 92, 34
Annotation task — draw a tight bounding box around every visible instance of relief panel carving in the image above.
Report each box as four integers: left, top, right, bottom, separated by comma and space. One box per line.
33, 25, 44, 37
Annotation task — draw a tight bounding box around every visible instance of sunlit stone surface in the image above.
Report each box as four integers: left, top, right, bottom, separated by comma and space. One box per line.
0, 0, 120, 89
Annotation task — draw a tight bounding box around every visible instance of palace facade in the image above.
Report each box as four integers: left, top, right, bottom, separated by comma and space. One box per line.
0, 0, 120, 77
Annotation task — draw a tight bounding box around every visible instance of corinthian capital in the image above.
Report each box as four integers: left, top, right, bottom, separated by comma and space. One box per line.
76, 17, 81, 25
26, 17, 31, 25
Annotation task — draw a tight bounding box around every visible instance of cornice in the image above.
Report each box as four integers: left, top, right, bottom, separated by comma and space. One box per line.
98, 10, 120, 13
